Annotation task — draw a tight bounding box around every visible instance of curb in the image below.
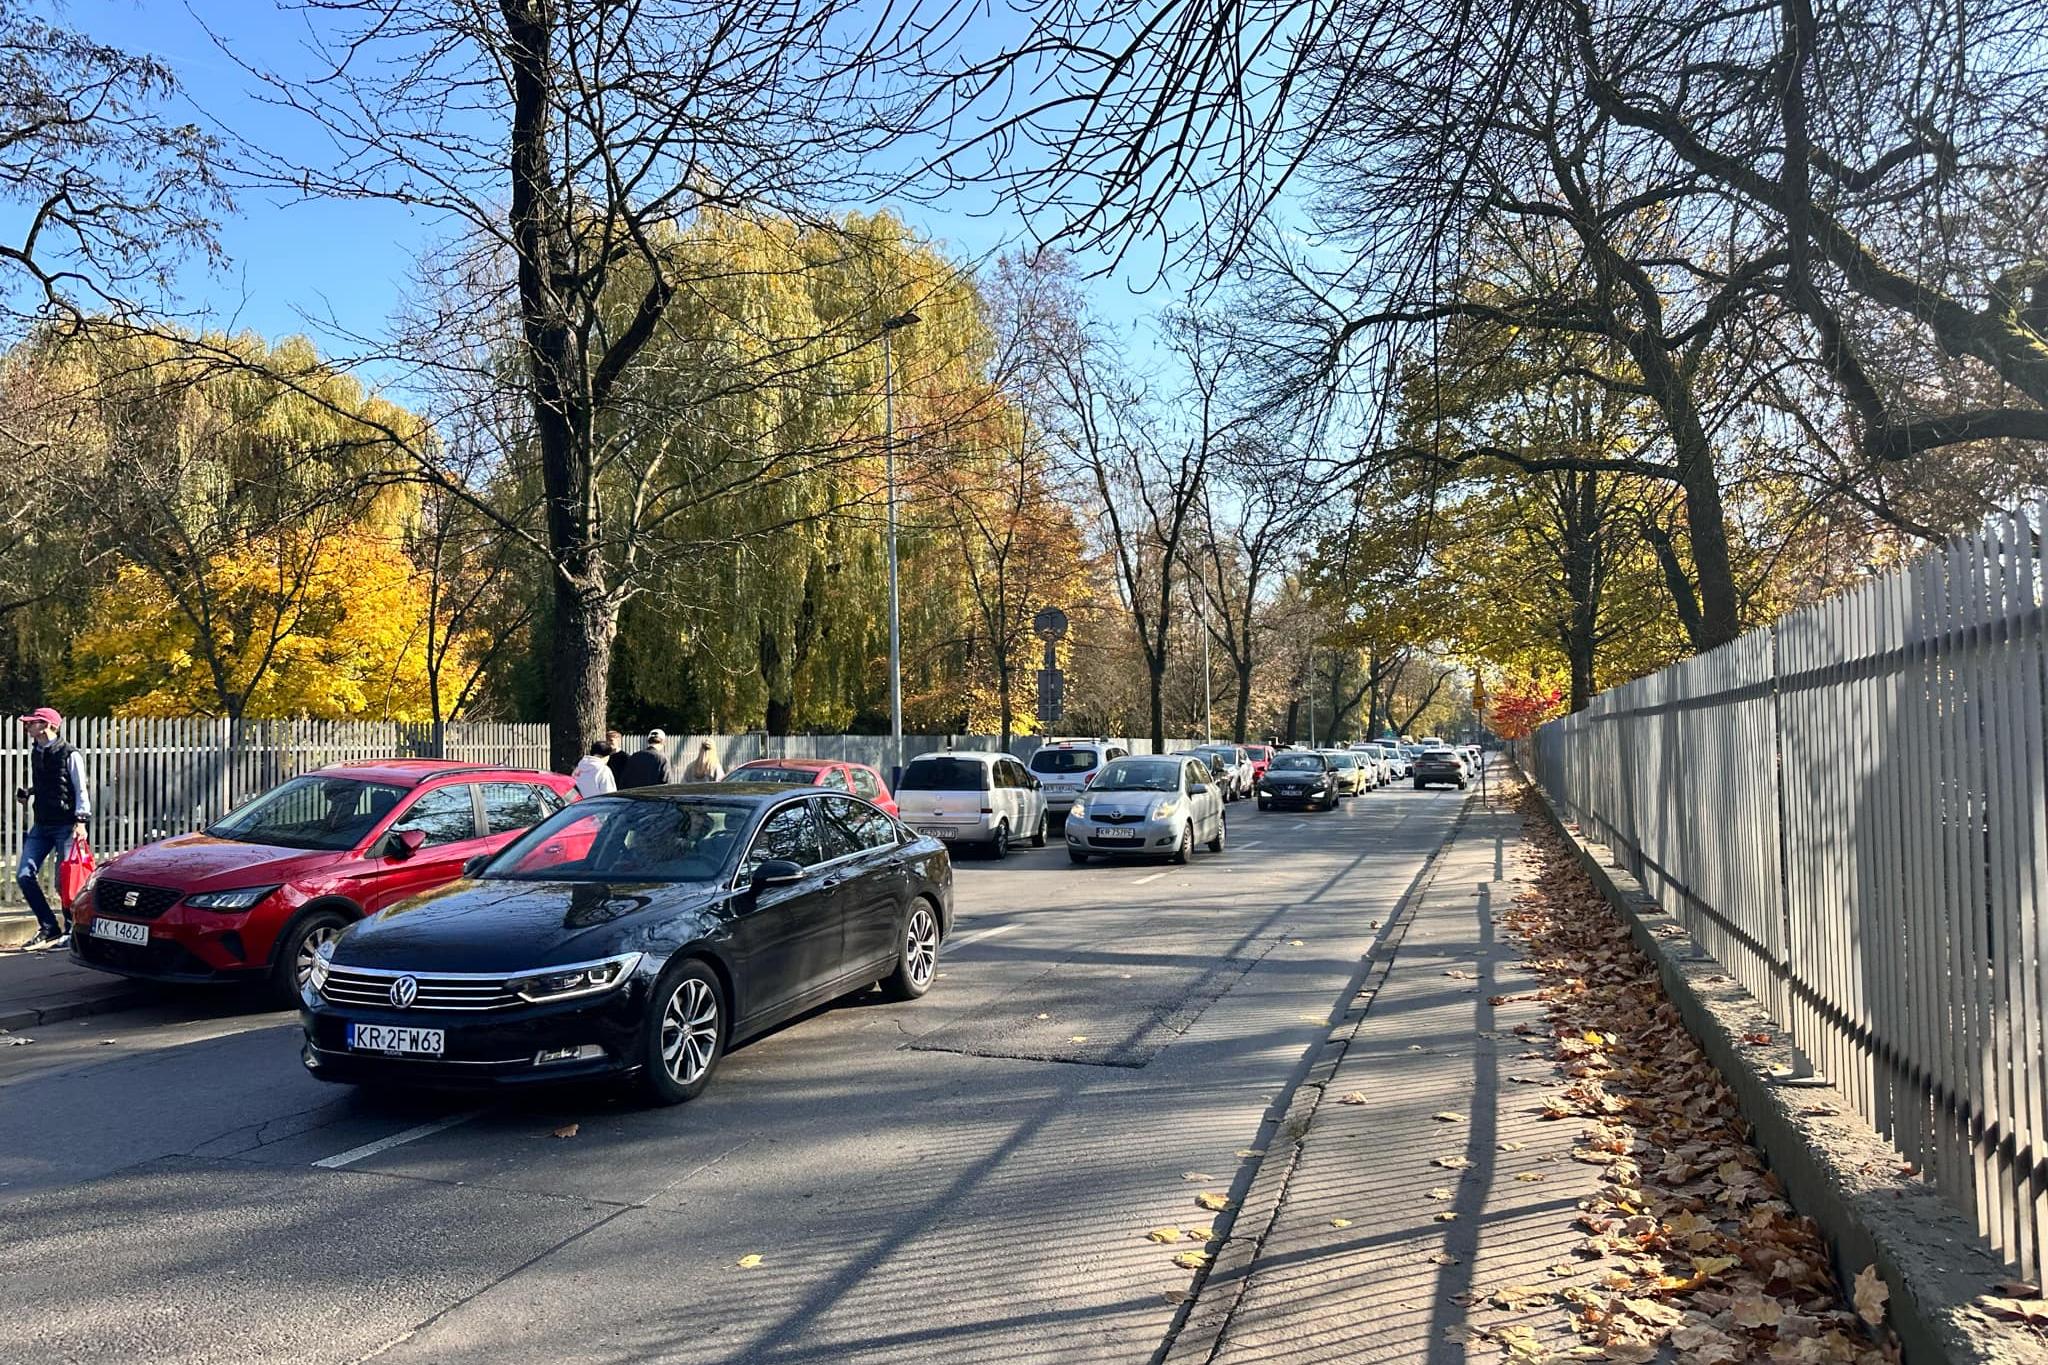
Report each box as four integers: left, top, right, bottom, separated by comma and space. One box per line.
1157, 793, 1476, 1364
1521, 778, 2042, 1365
0, 984, 151, 1033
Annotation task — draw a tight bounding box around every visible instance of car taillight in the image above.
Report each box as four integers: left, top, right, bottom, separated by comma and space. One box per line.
980, 805, 995, 814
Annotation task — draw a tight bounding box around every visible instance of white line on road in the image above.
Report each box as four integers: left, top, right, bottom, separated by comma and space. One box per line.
312, 1110, 483, 1169
1291, 821, 1310, 830
947, 922, 1017, 950
1131, 871, 1170, 885
1236, 840, 1263, 850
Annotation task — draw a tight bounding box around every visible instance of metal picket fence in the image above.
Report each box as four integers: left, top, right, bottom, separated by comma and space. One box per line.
1524, 506, 2048, 1273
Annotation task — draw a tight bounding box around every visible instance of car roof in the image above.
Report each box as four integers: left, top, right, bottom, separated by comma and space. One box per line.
734, 757, 837, 771
913, 750, 1003, 763
309, 759, 561, 787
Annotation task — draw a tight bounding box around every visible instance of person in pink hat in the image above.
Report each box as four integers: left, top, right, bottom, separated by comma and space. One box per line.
14, 707, 91, 949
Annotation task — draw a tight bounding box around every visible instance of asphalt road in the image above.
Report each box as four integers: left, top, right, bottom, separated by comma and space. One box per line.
0, 781, 1470, 1365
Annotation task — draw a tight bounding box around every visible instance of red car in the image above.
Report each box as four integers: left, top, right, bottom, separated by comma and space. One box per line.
70, 760, 576, 1003
726, 758, 899, 816
1242, 745, 1274, 785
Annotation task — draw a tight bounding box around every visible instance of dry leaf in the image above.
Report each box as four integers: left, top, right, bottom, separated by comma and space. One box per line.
1069, 1035, 1089, 1043
1339, 1092, 1370, 1105
1853, 1265, 1889, 1326
1331, 1217, 1353, 1229
1495, 1324, 1545, 1358
1161, 1289, 1188, 1305
1980, 1296, 2048, 1326
1434, 1111, 1467, 1123
1427, 1251, 1461, 1265
1435, 1212, 1459, 1222
1732, 1295, 1784, 1329
1516, 1171, 1547, 1182
1500, 1140, 1529, 1152
551, 1123, 580, 1139
1185, 1225, 1215, 1240
1146, 1227, 1184, 1244
1435, 1155, 1476, 1169
1237, 1149, 1265, 1158
736, 1253, 763, 1269
1196, 1191, 1233, 1212
1427, 1187, 1454, 1201
1182, 1172, 1215, 1181
1172, 1250, 1212, 1270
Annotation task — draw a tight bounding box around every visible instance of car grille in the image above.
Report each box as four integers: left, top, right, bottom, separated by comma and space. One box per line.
318, 965, 521, 1012
1092, 811, 1145, 824
94, 880, 184, 921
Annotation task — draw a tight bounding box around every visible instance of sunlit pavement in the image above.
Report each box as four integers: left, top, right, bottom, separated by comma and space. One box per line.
0, 782, 1469, 1365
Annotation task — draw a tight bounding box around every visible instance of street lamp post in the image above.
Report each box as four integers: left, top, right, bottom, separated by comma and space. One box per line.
881, 310, 920, 787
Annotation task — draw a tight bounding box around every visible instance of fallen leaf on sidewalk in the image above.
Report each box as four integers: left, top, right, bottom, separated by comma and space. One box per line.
1146, 1227, 1184, 1244
1434, 1212, 1459, 1222
1185, 1225, 1215, 1240
1853, 1266, 1889, 1325
1427, 1187, 1454, 1200
736, 1254, 763, 1269
1516, 1172, 1547, 1182
1069, 1036, 1089, 1043
1434, 1111, 1466, 1123
1331, 1217, 1353, 1229
1445, 969, 1476, 979
1492, 1284, 1549, 1308
1434, 1155, 1475, 1169
1172, 1250, 1211, 1270
1338, 1091, 1370, 1105
1499, 1140, 1528, 1152
1161, 1289, 1188, 1305
1236, 1149, 1264, 1158
1196, 1192, 1233, 1211
1979, 1296, 2048, 1326
1495, 1324, 1545, 1357
1426, 1251, 1461, 1265
551, 1123, 580, 1139
1182, 1172, 1215, 1181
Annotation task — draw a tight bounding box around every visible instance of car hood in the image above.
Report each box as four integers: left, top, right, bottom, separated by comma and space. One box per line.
334, 878, 727, 974
1082, 790, 1175, 815
98, 833, 349, 889
1265, 770, 1325, 782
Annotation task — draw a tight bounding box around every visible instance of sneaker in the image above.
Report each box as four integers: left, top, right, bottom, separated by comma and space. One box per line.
19, 927, 60, 950
46, 933, 71, 951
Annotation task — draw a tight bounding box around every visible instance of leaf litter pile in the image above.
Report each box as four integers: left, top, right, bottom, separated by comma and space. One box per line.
1492, 786, 1899, 1365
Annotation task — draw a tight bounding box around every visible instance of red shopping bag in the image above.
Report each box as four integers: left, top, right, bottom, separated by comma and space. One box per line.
57, 834, 96, 911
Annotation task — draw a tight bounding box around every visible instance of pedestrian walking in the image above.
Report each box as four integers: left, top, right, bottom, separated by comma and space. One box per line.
682, 740, 724, 783
14, 707, 90, 950
604, 728, 631, 786
620, 728, 674, 789
572, 741, 618, 799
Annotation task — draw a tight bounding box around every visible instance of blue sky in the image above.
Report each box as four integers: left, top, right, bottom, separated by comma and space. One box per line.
48, 0, 1178, 379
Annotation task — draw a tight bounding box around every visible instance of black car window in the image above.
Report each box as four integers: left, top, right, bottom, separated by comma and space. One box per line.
746, 801, 823, 874
482, 782, 554, 835
822, 767, 851, 790
847, 802, 899, 849
848, 766, 881, 800
1093, 759, 1182, 791
1030, 748, 1097, 774
733, 765, 819, 786
1270, 753, 1327, 771
898, 757, 990, 791
391, 784, 480, 846
818, 797, 863, 860
489, 798, 746, 881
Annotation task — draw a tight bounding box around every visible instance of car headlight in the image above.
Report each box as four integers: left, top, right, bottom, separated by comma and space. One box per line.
185, 885, 281, 911
1151, 799, 1180, 820
508, 952, 644, 1003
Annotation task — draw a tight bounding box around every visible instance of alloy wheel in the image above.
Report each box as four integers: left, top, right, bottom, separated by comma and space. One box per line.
660, 977, 720, 1087
904, 906, 939, 990
295, 922, 343, 989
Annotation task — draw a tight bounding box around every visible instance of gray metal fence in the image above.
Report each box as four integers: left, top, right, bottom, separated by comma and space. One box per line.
1524, 506, 2048, 1273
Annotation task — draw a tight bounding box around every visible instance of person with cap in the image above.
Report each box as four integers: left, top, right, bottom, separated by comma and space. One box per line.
620, 728, 674, 789
14, 707, 90, 949
682, 740, 724, 783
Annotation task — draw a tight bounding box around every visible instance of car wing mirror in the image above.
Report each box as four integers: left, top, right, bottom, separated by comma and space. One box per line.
1189, 782, 1210, 795
386, 828, 427, 859
462, 853, 491, 878
751, 858, 805, 889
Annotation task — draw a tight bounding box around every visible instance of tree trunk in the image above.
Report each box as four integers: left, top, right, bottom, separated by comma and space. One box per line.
997, 652, 1013, 752
1283, 698, 1300, 744
1232, 658, 1253, 742
760, 627, 793, 736
1147, 654, 1167, 750
549, 582, 613, 772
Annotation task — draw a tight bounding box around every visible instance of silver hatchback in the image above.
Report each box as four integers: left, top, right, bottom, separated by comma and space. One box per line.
1065, 755, 1227, 864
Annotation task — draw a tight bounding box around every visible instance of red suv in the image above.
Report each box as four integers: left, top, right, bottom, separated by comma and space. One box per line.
726, 758, 899, 816
70, 760, 576, 1002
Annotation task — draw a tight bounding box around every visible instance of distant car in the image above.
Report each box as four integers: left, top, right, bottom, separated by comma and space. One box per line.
1026, 739, 1131, 822
302, 786, 951, 1104
727, 758, 898, 817
1065, 754, 1227, 863
1241, 744, 1273, 785
1258, 751, 1340, 811
72, 761, 577, 1004
1322, 749, 1369, 797
1360, 742, 1400, 782
1190, 744, 1255, 800
1412, 748, 1468, 790
1347, 743, 1390, 788
896, 750, 1048, 858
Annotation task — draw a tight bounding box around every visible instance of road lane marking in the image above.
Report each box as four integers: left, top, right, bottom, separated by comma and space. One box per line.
312, 1110, 483, 1169
1236, 840, 1263, 849
948, 922, 1016, 950
1291, 821, 1310, 830
1132, 871, 1170, 885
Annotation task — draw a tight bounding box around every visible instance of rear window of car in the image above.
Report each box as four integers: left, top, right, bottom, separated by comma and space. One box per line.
898, 757, 991, 791
733, 765, 819, 785
1243, 746, 1271, 760
1029, 748, 1100, 774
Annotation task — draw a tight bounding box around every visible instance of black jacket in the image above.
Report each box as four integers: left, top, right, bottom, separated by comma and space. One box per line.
620, 748, 673, 789
29, 741, 82, 825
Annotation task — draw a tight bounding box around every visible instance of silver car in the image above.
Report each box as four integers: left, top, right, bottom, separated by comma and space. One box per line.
1189, 744, 1255, 800
1065, 754, 1227, 864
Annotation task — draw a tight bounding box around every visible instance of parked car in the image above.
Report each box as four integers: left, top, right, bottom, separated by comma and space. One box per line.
1026, 738, 1131, 822
895, 750, 1048, 858
726, 758, 898, 816
1190, 744, 1255, 800
1064, 754, 1226, 864
1322, 749, 1369, 797
1257, 751, 1341, 810
1241, 744, 1274, 785
302, 786, 951, 1104
71, 761, 578, 1004
1361, 742, 1401, 781
1347, 743, 1390, 787
1412, 748, 1468, 790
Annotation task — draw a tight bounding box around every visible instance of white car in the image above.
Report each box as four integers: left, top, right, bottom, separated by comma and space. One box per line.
1026, 739, 1131, 821
1347, 742, 1389, 787
1065, 754, 1227, 864
1190, 744, 1256, 800
897, 751, 1049, 859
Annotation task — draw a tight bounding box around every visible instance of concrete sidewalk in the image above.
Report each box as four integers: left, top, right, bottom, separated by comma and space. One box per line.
0, 946, 152, 1031
1170, 796, 1611, 1364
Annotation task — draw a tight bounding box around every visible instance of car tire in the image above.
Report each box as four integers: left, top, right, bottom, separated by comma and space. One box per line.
1457, 779, 1468, 790
271, 908, 350, 1007
881, 900, 941, 1001
1172, 823, 1193, 864
1069, 849, 1090, 865
1413, 779, 1424, 789
1257, 799, 1270, 811
990, 821, 1010, 860
638, 958, 725, 1106
1207, 814, 1226, 854
1031, 812, 1048, 848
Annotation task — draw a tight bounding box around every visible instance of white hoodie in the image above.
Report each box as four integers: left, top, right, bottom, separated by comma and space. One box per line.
572, 754, 617, 799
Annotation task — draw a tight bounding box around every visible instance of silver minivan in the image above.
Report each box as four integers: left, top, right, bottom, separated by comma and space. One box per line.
896, 751, 1049, 859
1026, 739, 1131, 821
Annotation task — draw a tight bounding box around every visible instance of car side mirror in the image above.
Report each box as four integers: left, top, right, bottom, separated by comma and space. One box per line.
1190, 782, 1210, 795
462, 854, 490, 878
751, 858, 805, 888
386, 828, 427, 859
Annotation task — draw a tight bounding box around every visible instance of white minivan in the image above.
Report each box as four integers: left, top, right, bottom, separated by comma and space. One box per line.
896, 751, 1049, 859
1027, 738, 1131, 821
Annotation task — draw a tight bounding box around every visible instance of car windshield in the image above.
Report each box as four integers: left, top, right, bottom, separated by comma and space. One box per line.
1328, 753, 1357, 768
1271, 753, 1326, 772
1244, 746, 1270, 760
898, 757, 991, 791
1092, 759, 1183, 792
205, 775, 409, 851
733, 766, 819, 786
480, 797, 751, 882
1030, 748, 1099, 774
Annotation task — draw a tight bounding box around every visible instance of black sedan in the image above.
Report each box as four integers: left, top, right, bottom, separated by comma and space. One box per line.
1412, 748, 1468, 789
1256, 751, 1341, 811
300, 785, 952, 1104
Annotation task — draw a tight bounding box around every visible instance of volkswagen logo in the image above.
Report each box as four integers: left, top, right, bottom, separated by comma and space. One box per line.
389, 975, 419, 1009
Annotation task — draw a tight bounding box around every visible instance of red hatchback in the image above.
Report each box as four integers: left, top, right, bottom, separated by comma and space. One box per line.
726, 758, 899, 816
70, 760, 577, 1002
